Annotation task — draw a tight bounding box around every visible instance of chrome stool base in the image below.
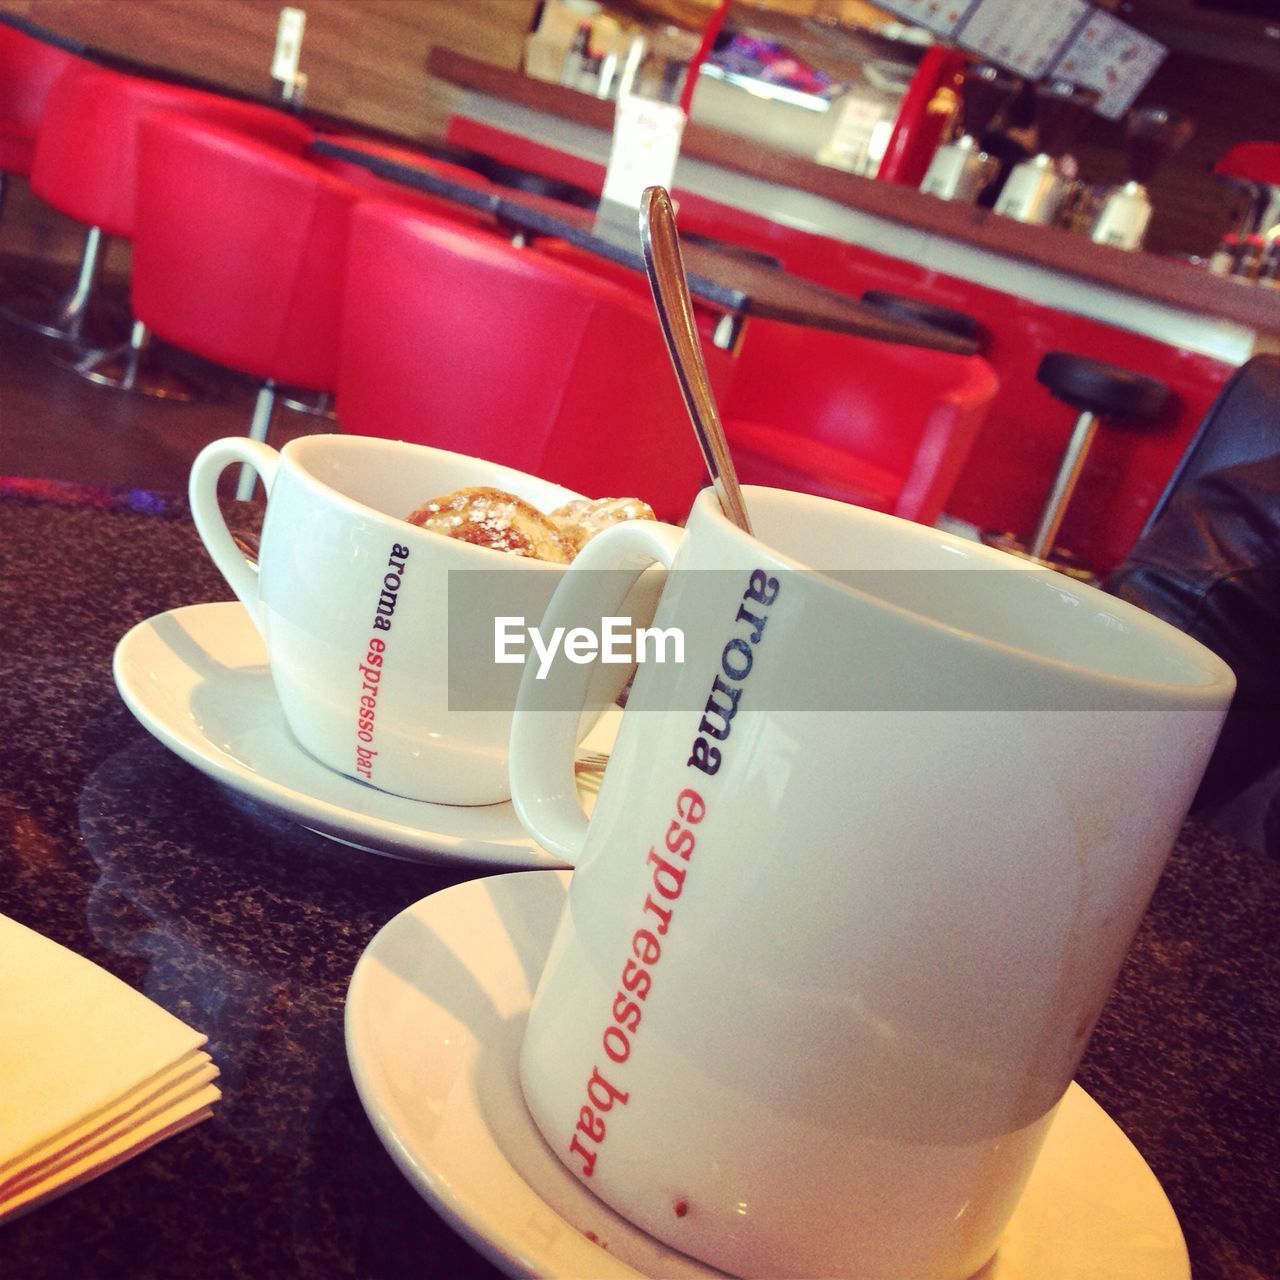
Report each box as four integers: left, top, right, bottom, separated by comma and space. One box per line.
981, 530, 1100, 583
279, 388, 336, 419
49, 321, 200, 401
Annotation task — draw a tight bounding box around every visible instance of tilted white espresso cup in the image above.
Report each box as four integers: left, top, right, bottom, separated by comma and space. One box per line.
190, 433, 597, 806
509, 486, 1234, 1279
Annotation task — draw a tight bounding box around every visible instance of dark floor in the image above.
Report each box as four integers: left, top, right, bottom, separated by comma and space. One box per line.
0, 252, 328, 496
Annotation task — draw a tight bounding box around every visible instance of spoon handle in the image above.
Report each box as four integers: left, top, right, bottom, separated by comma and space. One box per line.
640, 186, 753, 534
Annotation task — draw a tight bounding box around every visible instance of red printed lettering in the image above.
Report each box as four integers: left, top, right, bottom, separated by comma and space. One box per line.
568, 1133, 597, 1178
642, 895, 673, 935
611, 994, 642, 1032
632, 929, 661, 965
647, 848, 687, 900
563, 781, 714, 1178
577, 1107, 606, 1142
621, 959, 652, 999
664, 819, 695, 860
585, 1067, 629, 1112
602, 1025, 630, 1063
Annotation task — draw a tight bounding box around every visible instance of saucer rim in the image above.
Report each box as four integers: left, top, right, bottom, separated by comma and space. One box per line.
112, 601, 569, 868
344, 869, 1191, 1280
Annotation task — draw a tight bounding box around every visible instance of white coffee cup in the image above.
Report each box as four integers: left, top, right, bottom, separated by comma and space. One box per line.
190, 433, 597, 806
509, 486, 1234, 1278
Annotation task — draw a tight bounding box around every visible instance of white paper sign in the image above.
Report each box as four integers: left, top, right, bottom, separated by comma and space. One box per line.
601, 93, 687, 210
820, 97, 893, 176
272, 7, 306, 83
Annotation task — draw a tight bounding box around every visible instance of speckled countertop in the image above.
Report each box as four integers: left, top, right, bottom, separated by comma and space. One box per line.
0, 481, 1275, 1280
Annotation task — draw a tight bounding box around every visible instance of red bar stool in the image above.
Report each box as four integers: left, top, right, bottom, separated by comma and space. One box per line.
11, 66, 312, 397
0, 24, 83, 232
525, 235, 738, 391
132, 110, 361, 496
719, 318, 998, 527
986, 352, 1171, 577
336, 200, 711, 523
302, 137, 507, 421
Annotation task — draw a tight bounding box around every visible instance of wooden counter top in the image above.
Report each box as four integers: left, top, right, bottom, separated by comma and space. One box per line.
426, 48, 1280, 339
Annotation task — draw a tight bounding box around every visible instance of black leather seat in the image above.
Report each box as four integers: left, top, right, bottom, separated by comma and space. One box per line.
861, 290, 984, 345
1036, 351, 1169, 419
1107, 354, 1280, 848
1019, 351, 1171, 570
1143, 353, 1280, 532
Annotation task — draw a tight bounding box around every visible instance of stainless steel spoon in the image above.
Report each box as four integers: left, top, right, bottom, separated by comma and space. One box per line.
640, 186, 753, 534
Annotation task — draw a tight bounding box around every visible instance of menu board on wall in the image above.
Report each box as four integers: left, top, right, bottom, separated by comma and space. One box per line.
951, 0, 1091, 80
872, 0, 1167, 119
876, 0, 979, 39
1049, 11, 1169, 119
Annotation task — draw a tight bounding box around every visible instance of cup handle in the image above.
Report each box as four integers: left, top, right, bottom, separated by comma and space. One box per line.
188, 438, 281, 633
509, 519, 684, 863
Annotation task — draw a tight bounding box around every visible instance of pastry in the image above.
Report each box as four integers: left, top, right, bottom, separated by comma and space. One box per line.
548, 496, 657, 554
405, 487, 575, 562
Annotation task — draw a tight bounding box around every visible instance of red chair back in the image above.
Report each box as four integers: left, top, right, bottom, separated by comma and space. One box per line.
722, 320, 998, 526
0, 25, 84, 175
337, 199, 711, 521
32, 66, 312, 236
132, 110, 359, 391
528, 235, 737, 388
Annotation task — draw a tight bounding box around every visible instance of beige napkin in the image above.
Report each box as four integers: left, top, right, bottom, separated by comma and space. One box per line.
0, 912, 220, 1221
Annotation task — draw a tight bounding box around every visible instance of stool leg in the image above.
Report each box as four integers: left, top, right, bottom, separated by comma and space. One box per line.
1029, 409, 1097, 562
0, 224, 110, 346
237, 381, 278, 500
57, 226, 105, 346
713, 311, 744, 353
118, 320, 150, 392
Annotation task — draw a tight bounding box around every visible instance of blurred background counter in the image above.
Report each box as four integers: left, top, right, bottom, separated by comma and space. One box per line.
428, 41, 1278, 575
2, 0, 1278, 576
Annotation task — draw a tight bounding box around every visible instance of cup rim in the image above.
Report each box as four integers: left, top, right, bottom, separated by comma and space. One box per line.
690, 486, 1236, 701
276, 435, 588, 572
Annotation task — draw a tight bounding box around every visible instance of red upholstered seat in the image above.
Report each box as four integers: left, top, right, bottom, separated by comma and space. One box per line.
133, 109, 359, 391
8, 63, 313, 356
1214, 142, 1280, 185
722, 320, 997, 527
0, 24, 83, 176
32, 66, 313, 238
336, 200, 713, 522
132, 109, 361, 495
528, 235, 737, 380
722, 418, 900, 512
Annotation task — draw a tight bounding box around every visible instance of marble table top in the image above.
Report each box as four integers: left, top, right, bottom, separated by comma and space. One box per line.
0, 478, 1274, 1279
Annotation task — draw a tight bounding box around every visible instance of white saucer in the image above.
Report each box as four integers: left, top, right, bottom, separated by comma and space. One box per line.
113, 602, 602, 868
345, 871, 1190, 1280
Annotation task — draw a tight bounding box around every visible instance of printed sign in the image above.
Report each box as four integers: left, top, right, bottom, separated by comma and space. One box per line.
883, 0, 980, 39
871, 0, 1167, 119
601, 93, 687, 210
953, 0, 1090, 80
271, 7, 306, 83
1050, 11, 1169, 119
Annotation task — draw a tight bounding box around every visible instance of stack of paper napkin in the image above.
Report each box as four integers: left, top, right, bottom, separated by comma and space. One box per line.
0, 912, 220, 1221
